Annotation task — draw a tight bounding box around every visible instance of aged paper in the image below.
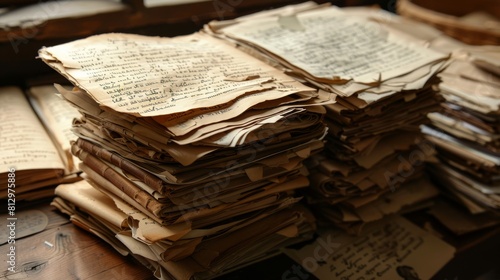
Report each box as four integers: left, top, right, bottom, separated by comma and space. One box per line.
28, 85, 81, 173
346, 178, 439, 223
422, 125, 500, 166
0, 86, 65, 172
284, 216, 455, 280
28, 85, 80, 152
429, 199, 500, 235
157, 85, 315, 136
171, 107, 298, 144
218, 8, 446, 85
57, 177, 191, 244
39, 32, 314, 117
428, 112, 492, 145
55, 180, 129, 230
443, 60, 500, 88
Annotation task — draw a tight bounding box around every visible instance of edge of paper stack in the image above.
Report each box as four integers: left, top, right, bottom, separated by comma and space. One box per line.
422, 42, 500, 217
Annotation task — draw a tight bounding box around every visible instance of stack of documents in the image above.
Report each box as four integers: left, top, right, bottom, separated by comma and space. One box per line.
422, 48, 500, 215
40, 31, 332, 279
206, 3, 448, 234
354, 7, 500, 233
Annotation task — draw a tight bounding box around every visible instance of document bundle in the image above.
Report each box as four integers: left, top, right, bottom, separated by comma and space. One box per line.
207, 4, 448, 234
41, 31, 332, 279
422, 47, 500, 215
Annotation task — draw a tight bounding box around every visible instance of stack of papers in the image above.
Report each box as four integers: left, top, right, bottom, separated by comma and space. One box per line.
422, 47, 500, 215
206, 3, 448, 234
361, 6, 500, 233
39, 31, 333, 279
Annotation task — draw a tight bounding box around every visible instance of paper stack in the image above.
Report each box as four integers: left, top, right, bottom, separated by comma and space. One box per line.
206, 4, 448, 234
40, 32, 333, 279
422, 48, 500, 215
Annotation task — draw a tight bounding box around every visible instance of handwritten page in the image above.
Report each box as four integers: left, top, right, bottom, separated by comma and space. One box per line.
39, 32, 312, 117
28, 85, 80, 152
219, 8, 446, 84
28, 85, 81, 172
284, 216, 455, 280
0, 86, 65, 172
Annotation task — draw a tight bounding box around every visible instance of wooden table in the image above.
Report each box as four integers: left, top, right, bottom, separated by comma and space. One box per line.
2, 201, 500, 280
1, 202, 155, 280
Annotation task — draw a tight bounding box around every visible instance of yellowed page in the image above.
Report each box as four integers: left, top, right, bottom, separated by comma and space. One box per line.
352, 177, 439, 223
284, 215, 455, 280
218, 7, 446, 86
28, 85, 81, 173
473, 55, 500, 76
422, 126, 500, 166
440, 76, 500, 111
442, 59, 500, 88
171, 107, 297, 144
113, 194, 192, 244
159, 86, 314, 136
28, 85, 80, 152
0, 86, 65, 172
39, 32, 313, 117
115, 232, 158, 260
428, 112, 493, 144
80, 166, 192, 243
54, 180, 128, 230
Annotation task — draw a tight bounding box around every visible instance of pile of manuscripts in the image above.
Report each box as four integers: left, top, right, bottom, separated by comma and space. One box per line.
40, 31, 333, 279
206, 3, 449, 234
422, 46, 500, 215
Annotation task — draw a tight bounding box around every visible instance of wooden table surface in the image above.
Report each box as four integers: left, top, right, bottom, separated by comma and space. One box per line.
2, 201, 500, 280
1, 202, 155, 280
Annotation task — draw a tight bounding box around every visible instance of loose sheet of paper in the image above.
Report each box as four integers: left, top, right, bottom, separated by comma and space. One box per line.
40, 32, 312, 117
219, 8, 446, 85
0, 86, 65, 171
284, 215, 455, 280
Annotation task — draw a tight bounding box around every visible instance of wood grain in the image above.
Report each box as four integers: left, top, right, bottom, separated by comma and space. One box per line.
1, 205, 155, 280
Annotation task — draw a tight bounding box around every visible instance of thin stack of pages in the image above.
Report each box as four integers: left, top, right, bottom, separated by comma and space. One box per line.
39, 31, 333, 279
0, 85, 81, 201
422, 47, 500, 215
206, 3, 449, 234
